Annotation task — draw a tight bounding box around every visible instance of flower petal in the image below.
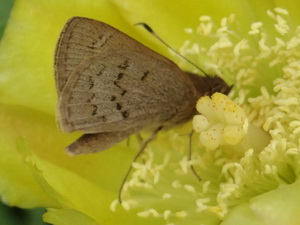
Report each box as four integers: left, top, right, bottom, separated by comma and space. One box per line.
0, 104, 59, 208
44, 208, 99, 225
222, 181, 300, 225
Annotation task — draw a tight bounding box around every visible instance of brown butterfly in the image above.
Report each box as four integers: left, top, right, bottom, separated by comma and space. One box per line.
54, 16, 231, 155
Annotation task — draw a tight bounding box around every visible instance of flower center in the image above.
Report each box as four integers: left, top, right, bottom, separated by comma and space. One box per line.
111, 7, 300, 225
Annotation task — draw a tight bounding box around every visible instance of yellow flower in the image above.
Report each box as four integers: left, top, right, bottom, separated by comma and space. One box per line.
1, 0, 300, 225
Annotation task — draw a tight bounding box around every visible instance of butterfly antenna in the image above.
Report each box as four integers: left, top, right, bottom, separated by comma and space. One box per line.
135, 22, 208, 76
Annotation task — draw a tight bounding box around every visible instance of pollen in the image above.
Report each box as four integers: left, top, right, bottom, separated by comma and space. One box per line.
193, 93, 248, 150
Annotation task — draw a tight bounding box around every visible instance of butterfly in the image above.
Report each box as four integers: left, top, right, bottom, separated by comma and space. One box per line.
54, 16, 231, 155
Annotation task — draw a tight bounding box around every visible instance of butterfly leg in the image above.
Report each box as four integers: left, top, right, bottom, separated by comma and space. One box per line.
126, 133, 143, 148
135, 133, 143, 145
188, 131, 202, 181
118, 126, 163, 203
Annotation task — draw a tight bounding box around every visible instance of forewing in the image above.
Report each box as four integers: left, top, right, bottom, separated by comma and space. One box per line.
55, 16, 174, 94
58, 50, 195, 133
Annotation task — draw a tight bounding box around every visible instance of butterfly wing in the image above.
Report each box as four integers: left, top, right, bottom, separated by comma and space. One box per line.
58, 50, 196, 133
55, 16, 175, 94
66, 128, 142, 155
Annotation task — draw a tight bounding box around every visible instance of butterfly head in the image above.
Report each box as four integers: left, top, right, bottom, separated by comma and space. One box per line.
186, 72, 232, 98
